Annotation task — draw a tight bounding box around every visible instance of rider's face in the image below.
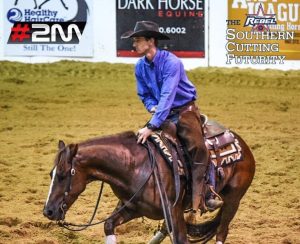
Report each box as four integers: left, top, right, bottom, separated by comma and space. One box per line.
132, 37, 153, 55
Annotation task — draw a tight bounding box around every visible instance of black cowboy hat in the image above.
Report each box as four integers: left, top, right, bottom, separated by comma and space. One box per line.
121, 21, 170, 40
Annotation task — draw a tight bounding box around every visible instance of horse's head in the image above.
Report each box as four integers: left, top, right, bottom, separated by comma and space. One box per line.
43, 140, 86, 221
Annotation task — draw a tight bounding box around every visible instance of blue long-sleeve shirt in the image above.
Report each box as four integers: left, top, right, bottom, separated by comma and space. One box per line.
135, 49, 197, 128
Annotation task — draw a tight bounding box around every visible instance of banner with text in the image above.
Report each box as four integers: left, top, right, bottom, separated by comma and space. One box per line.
116, 0, 205, 58
4, 0, 93, 57
227, 0, 300, 65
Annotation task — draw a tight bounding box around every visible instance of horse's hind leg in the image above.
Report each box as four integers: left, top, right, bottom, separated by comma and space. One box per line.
215, 190, 241, 243
216, 164, 255, 242
215, 135, 255, 243
104, 201, 140, 244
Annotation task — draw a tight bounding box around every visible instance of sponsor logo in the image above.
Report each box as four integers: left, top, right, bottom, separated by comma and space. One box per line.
8, 22, 85, 44
244, 3, 277, 32
7, 8, 23, 23
7, 0, 89, 45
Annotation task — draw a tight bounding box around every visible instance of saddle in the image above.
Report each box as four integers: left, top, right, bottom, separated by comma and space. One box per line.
202, 119, 243, 168
152, 116, 242, 169
149, 116, 243, 205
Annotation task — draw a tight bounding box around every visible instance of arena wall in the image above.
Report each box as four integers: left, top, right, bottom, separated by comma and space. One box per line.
0, 0, 299, 70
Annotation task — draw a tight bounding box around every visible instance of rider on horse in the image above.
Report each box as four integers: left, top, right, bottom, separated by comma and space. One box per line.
121, 21, 223, 217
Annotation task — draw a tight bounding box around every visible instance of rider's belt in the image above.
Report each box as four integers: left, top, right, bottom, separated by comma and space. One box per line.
169, 100, 196, 116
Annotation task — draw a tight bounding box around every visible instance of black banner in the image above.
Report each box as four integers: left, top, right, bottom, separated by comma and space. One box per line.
116, 0, 205, 58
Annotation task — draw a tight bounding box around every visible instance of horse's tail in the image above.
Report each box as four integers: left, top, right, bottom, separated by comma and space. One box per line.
186, 209, 222, 243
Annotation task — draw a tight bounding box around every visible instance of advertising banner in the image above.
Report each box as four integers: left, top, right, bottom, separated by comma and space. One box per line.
116, 0, 205, 58
227, 0, 300, 65
4, 0, 93, 57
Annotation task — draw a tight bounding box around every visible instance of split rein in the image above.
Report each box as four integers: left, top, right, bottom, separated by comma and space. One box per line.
58, 141, 157, 232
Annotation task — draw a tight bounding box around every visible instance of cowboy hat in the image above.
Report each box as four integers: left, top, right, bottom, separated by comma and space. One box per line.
121, 21, 170, 40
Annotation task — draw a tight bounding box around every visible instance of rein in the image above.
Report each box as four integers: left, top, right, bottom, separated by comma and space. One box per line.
58, 155, 105, 231
58, 142, 156, 231
59, 181, 104, 231
147, 141, 174, 244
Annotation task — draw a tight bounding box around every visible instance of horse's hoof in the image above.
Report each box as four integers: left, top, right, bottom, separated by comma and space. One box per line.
105, 235, 117, 244
148, 231, 167, 244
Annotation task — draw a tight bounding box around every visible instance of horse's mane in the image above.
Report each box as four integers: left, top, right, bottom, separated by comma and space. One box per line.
78, 131, 137, 147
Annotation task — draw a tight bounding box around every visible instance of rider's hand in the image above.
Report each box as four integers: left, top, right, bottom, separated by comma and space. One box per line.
137, 127, 153, 144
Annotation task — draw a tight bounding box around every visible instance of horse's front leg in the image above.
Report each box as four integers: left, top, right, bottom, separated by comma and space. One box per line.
104, 201, 140, 244
148, 221, 168, 244
170, 203, 189, 244
149, 203, 189, 244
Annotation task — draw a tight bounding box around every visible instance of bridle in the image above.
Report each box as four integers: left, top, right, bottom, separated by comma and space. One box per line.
56, 142, 159, 232
55, 148, 106, 231
59, 155, 76, 218
53, 142, 175, 243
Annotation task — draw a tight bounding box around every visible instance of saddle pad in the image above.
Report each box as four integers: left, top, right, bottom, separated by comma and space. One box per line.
150, 132, 184, 175
205, 131, 243, 167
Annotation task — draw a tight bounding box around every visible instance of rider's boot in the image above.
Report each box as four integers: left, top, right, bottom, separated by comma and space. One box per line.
206, 161, 223, 211
191, 176, 223, 214
191, 163, 206, 213
185, 167, 205, 224
206, 195, 223, 211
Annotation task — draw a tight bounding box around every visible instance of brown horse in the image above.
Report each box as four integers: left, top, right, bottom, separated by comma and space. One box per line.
43, 129, 255, 243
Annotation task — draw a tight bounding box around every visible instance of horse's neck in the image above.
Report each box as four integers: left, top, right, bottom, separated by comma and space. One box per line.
78, 144, 137, 188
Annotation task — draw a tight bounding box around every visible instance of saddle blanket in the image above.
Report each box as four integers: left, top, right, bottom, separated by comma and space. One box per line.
149, 132, 185, 175
205, 131, 243, 168
149, 129, 243, 173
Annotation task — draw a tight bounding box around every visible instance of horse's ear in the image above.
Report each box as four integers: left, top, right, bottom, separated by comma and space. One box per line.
70, 144, 78, 158
58, 140, 65, 150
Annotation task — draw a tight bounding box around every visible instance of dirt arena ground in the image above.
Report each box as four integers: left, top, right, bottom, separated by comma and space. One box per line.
0, 61, 299, 243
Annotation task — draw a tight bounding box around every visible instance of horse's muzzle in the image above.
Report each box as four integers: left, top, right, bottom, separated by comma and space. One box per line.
43, 205, 65, 221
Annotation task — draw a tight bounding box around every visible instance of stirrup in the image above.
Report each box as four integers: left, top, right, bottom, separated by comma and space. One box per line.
206, 185, 223, 211
206, 198, 223, 212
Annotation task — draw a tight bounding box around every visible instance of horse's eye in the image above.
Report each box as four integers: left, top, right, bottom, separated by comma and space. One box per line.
56, 174, 64, 182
